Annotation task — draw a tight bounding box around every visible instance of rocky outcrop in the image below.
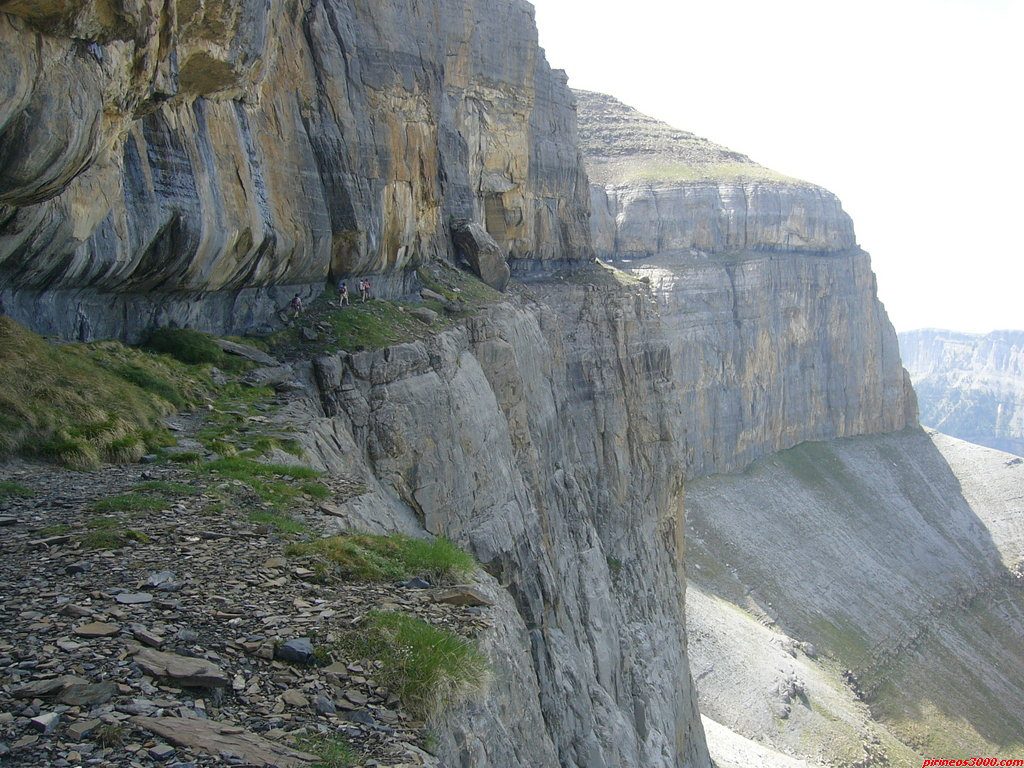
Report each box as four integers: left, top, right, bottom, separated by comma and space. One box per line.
576, 91, 915, 477
0, 0, 591, 340
899, 329, 1024, 456
577, 91, 854, 258
303, 282, 709, 768
452, 221, 511, 291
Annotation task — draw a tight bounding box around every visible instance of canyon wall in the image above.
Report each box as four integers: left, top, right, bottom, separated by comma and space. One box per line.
294, 283, 710, 768
0, 0, 591, 340
576, 91, 916, 477
899, 328, 1024, 456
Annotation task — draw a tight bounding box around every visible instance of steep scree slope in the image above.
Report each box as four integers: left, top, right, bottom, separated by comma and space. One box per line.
0, 0, 591, 340
900, 329, 1024, 456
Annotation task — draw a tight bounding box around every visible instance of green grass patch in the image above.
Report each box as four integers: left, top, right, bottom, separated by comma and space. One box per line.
287, 533, 475, 584
80, 528, 150, 550
0, 318, 211, 469
88, 493, 167, 514
333, 611, 488, 719
0, 481, 34, 498
248, 510, 308, 535
296, 735, 360, 768
202, 456, 321, 481
142, 328, 246, 371
38, 524, 72, 536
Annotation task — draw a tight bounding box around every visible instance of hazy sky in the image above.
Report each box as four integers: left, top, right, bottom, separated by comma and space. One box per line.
530, 0, 1023, 333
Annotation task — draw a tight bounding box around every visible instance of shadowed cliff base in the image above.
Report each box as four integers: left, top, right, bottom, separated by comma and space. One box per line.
687, 429, 1024, 764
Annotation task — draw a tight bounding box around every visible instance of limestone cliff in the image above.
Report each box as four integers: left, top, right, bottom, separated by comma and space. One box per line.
576, 90, 916, 477
899, 328, 1024, 456
0, 0, 591, 340
292, 282, 709, 768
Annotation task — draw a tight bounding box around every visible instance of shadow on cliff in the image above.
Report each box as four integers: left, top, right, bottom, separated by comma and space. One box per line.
686, 427, 1024, 753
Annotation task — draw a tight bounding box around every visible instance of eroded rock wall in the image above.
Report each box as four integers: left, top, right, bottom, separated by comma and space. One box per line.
303, 284, 710, 768
0, 0, 591, 339
899, 328, 1024, 456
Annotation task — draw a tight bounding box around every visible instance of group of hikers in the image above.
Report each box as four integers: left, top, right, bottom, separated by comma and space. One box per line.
284, 277, 372, 320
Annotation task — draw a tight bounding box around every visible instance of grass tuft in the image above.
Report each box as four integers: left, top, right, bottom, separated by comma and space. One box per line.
286, 533, 475, 584
0, 318, 211, 469
0, 481, 34, 498
142, 328, 245, 371
334, 611, 488, 719
296, 735, 360, 768
248, 510, 308, 535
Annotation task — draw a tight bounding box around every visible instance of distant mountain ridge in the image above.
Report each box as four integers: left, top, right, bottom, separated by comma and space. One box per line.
899, 329, 1024, 456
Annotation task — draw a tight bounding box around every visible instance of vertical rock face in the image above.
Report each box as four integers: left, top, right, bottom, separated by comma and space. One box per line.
307, 285, 710, 768
576, 91, 916, 475
0, 0, 591, 339
899, 329, 1024, 456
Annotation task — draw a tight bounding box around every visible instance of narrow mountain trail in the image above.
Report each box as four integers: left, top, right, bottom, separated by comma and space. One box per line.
0, 403, 493, 767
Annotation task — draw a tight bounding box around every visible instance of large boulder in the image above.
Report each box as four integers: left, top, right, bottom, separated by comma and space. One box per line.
452, 222, 511, 292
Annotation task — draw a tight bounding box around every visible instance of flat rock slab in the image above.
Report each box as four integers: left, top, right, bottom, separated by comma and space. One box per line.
59, 680, 118, 706
13, 675, 88, 699
0, 516, 18, 527
116, 592, 154, 605
213, 339, 280, 366
134, 648, 228, 688
74, 621, 120, 638
132, 717, 318, 767
431, 585, 494, 607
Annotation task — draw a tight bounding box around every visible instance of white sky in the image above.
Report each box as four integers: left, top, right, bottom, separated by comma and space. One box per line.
529, 0, 1023, 333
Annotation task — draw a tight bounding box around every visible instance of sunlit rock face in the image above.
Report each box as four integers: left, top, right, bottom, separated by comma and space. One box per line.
0, 0, 591, 339
576, 90, 917, 476
900, 329, 1024, 456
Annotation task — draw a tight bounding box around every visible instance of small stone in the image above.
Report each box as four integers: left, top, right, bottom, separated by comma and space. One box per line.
149, 744, 176, 761
67, 718, 102, 741
74, 621, 120, 638
401, 577, 432, 590
140, 454, 160, 464
344, 689, 368, 706
262, 557, 287, 569
116, 592, 154, 605
343, 710, 375, 726
274, 638, 315, 665
420, 288, 446, 302
66, 562, 93, 575
0, 742, 9, 757
301, 327, 319, 341
313, 695, 335, 715
132, 626, 165, 648
281, 689, 308, 708
62, 604, 93, 618
30, 712, 61, 734
60, 680, 118, 706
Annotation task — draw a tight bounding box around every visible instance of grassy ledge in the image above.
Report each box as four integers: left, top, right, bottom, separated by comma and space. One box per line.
0, 318, 213, 469
333, 611, 489, 719
286, 533, 476, 584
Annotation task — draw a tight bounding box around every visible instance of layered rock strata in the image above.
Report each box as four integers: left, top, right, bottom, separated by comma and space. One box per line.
899, 329, 1024, 456
0, 0, 591, 339
576, 91, 915, 477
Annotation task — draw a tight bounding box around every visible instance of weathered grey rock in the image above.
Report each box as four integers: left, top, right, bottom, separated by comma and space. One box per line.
274, 638, 314, 666
134, 649, 228, 688
214, 339, 280, 366
29, 712, 60, 734
421, 288, 447, 302
59, 680, 118, 706
116, 592, 154, 605
452, 222, 511, 291
13, 675, 88, 699
0, 0, 590, 341
131, 717, 318, 767
431, 586, 493, 607
73, 621, 120, 638
899, 329, 1024, 457
149, 744, 176, 762
409, 307, 439, 325
243, 366, 295, 389
66, 718, 102, 741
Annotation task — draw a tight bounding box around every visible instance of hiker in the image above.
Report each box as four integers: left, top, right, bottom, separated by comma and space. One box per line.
337, 280, 350, 307
287, 293, 303, 319
360, 278, 371, 303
